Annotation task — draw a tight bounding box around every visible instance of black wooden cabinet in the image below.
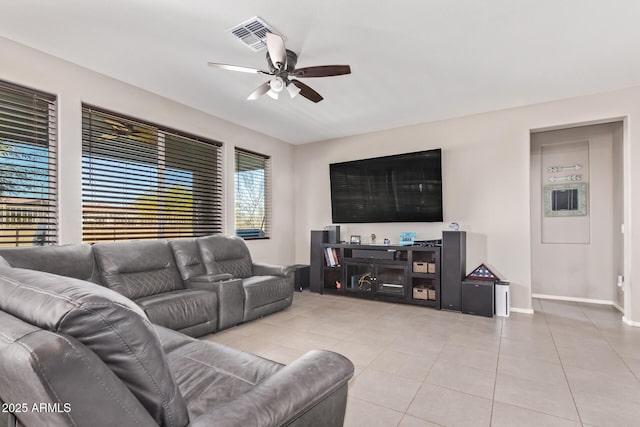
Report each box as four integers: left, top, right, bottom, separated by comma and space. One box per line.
312, 242, 441, 309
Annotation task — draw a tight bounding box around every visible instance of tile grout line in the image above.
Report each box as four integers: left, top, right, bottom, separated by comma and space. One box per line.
396, 313, 463, 427
489, 315, 504, 426
576, 302, 640, 384
539, 299, 585, 426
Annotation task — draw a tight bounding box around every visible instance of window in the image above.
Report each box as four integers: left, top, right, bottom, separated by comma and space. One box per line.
234, 148, 271, 239
0, 81, 57, 247
82, 107, 223, 242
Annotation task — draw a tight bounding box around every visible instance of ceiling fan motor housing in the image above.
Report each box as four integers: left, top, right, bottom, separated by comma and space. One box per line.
266, 49, 298, 74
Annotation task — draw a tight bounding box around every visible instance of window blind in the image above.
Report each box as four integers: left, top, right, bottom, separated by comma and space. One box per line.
82, 107, 223, 242
0, 81, 57, 247
234, 148, 271, 239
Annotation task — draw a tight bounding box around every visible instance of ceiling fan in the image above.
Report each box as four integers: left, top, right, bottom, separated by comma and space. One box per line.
208, 33, 351, 103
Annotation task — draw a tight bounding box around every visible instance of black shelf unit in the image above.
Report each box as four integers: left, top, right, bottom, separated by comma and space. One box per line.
313, 242, 441, 309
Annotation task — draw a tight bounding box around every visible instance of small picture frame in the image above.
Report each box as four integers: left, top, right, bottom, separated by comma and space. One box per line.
544, 183, 587, 217
350, 235, 361, 245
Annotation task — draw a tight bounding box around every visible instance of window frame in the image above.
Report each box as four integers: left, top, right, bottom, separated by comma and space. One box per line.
81, 105, 224, 243
0, 80, 58, 247
234, 147, 271, 240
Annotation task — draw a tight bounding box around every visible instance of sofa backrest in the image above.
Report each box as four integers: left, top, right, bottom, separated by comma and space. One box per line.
0, 243, 100, 283
0, 309, 157, 427
93, 240, 184, 300
168, 238, 207, 281
196, 235, 253, 279
0, 267, 189, 427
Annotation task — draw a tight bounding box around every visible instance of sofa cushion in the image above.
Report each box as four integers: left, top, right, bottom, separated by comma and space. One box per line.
154, 326, 282, 420
0, 268, 189, 427
136, 289, 218, 334
0, 310, 157, 427
94, 240, 184, 299
0, 243, 99, 283
197, 235, 252, 279
0, 256, 9, 269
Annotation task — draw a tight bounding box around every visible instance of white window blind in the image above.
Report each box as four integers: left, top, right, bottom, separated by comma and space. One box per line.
82, 107, 223, 242
0, 81, 57, 247
234, 148, 271, 239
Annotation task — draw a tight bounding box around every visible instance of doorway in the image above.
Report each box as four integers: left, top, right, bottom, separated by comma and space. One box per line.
530, 122, 624, 310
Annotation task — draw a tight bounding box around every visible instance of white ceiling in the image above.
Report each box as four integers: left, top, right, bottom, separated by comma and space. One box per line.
2, 0, 640, 144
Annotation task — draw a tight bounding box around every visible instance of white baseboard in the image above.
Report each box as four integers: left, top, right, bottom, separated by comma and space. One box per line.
510, 307, 534, 314
612, 301, 625, 314
532, 293, 614, 306
534, 294, 639, 327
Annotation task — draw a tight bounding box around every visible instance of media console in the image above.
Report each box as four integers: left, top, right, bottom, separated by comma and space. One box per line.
312, 241, 442, 309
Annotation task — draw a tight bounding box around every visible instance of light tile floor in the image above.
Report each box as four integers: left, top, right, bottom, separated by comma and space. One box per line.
202, 292, 640, 427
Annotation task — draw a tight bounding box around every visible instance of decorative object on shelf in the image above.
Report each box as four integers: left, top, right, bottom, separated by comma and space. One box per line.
547, 164, 582, 173
548, 175, 582, 182
383, 238, 391, 245
370, 233, 376, 244
399, 232, 416, 246
357, 273, 374, 290
466, 263, 500, 281
544, 183, 587, 217
350, 235, 361, 245
448, 222, 460, 231
335, 281, 341, 290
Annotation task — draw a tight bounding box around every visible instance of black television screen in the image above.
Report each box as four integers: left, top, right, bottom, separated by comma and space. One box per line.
330, 149, 443, 223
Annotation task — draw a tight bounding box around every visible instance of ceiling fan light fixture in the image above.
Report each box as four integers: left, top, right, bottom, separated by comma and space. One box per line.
287, 83, 301, 98
266, 89, 279, 100
269, 76, 285, 92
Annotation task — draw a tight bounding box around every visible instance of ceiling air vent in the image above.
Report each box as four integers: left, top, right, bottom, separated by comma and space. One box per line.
227, 16, 280, 52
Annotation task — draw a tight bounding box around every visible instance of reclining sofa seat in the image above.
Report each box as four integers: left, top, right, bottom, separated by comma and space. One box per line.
92, 239, 219, 337
195, 235, 294, 322
0, 266, 354, 427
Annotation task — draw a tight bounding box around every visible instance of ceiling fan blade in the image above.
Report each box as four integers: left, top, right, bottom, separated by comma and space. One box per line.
265, 33, 287, 69
207, 62, 270, 75
247, 81, 271, 100
291, 80, 323, 103
292, 65, 351, 78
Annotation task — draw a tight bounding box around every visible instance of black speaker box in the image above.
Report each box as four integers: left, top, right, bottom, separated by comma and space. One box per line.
462, 279, 494, 317
441, 231, 466, 311
291, 264, 310, 292
327, 225, 341, 244
310, 230, 328, 293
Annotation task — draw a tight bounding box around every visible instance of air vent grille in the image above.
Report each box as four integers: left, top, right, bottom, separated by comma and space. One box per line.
227, 16, 279, 52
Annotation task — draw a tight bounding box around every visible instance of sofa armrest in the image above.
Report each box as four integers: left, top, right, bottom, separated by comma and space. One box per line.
190, 349, 354, 427
186, 273, 233, 284
185, 275, 243, 330
252, 262, 293, 278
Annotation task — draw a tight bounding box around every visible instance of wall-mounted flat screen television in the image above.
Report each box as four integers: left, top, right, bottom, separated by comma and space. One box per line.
330, 149, 443, 223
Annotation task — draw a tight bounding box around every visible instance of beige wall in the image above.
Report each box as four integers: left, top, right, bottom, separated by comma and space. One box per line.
0, 37, 295, 265
530, 124, 620, 302
613, 123, 625, 308
293, 89, 639, 319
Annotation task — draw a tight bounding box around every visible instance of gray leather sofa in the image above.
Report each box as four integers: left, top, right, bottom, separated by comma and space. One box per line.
170, 235, 294, 324
0, 266, 354, 426
0, 235, 294, 337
